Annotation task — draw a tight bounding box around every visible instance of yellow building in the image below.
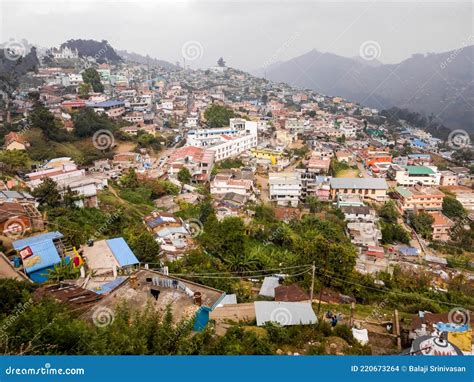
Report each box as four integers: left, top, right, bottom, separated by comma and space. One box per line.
250, 148, 284, 165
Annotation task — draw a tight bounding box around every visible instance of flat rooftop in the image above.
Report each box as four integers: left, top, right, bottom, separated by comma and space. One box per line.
83, 270, 225, 323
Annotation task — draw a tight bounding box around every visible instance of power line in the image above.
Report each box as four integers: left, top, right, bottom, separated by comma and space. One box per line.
167, 264, 313, 276
164, 267, 313, 280
313, 266, 467, 309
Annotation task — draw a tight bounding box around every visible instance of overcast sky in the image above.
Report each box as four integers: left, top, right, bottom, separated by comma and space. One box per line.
1, 0, 472, 71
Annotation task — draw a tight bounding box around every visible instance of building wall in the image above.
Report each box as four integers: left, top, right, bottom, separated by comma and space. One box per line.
330, 188, 387, 202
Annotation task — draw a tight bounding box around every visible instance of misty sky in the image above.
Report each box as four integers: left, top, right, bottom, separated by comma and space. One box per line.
1, 0, 472, 71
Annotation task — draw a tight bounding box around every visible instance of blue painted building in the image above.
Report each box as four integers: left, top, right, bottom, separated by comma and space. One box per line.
12, 232, 64, 283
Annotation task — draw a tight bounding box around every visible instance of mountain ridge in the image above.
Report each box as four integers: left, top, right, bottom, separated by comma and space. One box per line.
254, 46, 474, 133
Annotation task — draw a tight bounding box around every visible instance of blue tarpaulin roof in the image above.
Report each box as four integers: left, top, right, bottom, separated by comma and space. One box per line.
411, 139, 427, 147
93, 277, 127, 295
13, 232, 63, 274
106, 238, 139, 267
398, 246, 419, 256
89, 100, 124, 108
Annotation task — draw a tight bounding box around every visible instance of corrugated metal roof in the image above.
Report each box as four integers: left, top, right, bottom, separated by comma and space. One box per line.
330, 177, 388, 190
255, 301, 318, 326
218, 294, 237, 306
89, 100, 124, 108
156, 226, 188, 238
13, 232, 63, 274
106, 237, 139, 267
404, 165, 435, 175
259, 276, 280, 298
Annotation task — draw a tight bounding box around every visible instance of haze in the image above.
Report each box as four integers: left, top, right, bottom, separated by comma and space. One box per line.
1, 0, 472, 70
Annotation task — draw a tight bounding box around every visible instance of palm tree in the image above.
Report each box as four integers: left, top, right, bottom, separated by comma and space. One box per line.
46, 259, 80, 283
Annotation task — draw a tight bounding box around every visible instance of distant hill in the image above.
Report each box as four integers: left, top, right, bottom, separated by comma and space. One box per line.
117, 49, 176, 70
60, 39, 122, 63
255, 46, 474, 133
0, 46, 39, 79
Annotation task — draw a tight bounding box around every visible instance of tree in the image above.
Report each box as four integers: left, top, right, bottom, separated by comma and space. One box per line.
81, 67, 104, 93
442, 196, 466, 220
124, 229, 160, 263
29, 105, 69, 141
199, 217, 247, 267
31, 178, 61, 208
120, 168, 139, 189
0, 150, 30, 173
379, 200, 399, 224
410, 211, 434, 240
177, 167, 192, 184
381, 223, 410, 244
47, 259, 80, 283
306, 196, 322, 213
78, 82, 91, 98
72, 107, 115, 138
217, 57, 226, 67
63, 186, 82, 209
203, 104, 235, 128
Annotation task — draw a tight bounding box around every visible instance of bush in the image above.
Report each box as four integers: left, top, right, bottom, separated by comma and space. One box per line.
332, 324, 355, 345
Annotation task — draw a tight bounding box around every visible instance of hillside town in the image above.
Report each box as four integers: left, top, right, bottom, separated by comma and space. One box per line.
0, 41, 473, 357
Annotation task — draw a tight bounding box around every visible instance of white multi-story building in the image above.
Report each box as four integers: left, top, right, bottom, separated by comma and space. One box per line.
51, 46, 79, 59
388, 165, 439, 186
210, 174, 253, 196
186, 118, 258, 161
269, 172, 302, 207
68, 73, 83, 86
439, 171, 458, 186
340, 124, 357, 138
285, 118, 304, 134
209, 133, 258, 161
185, 114, 199, 128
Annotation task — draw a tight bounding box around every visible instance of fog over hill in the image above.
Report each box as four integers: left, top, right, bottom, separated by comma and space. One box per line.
254, 46, 474, 133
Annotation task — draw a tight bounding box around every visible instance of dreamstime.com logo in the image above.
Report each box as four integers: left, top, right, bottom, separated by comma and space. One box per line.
185, 218, 204, 237
2, 217, 27, 239
92, 129, 115, 150
5, 363, 85, 376
359, 40, 381, 61
2, 40, 26, 61
447, 129, 471, 149
181, 40, 204, 61
448, 307, 470, 326
92, 307, 115, 328
270, 307, 293, 326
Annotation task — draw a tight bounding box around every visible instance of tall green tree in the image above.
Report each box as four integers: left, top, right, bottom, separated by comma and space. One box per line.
177, 167, 192, 184
379, 200, 399, 224
31, 178, 61, 208
442, 196, 466, 220
72, 108, 115, 138
203, 104, 235, 128
29, 105, 69, 141
410, 211, 434, 240
81, 67, 104, 93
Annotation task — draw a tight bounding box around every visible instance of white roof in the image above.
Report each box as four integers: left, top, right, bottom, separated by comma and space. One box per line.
259, 276, 280, 297
255, 301, 318, 326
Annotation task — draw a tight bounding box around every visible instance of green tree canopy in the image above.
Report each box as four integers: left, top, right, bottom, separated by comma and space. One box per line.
442, 196, 466, 220
29, 105, 69, 141
81, 67, 104, 93
31, 178, 62, 208
410, 211, 434, 240
203, 104, 235, 128
72, 108, 115, 138
379, 200, 400, 224
177, 167, 192, 184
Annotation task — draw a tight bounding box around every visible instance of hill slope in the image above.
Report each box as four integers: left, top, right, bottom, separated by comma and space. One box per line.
257, 46, 474, 132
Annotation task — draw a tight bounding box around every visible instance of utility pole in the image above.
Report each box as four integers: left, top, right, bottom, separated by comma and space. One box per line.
317, 254, 329, 317
394, 309, 402, 351
310, 262, 315, 302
